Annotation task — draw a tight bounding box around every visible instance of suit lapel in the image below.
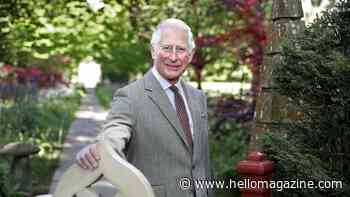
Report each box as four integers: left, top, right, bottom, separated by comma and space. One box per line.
143, 71, 192, 153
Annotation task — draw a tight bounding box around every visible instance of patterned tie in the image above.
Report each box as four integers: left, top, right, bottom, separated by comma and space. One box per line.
170, 85, 193, 150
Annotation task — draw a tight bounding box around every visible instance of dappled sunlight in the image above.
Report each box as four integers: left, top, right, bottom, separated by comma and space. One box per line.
74, 135, 97, 143
188, 81, 250, 95
75, 110, 108, 121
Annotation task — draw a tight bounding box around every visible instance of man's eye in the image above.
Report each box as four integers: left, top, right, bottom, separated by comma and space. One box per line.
162, 46, 171, 50
176, 48, 186, 52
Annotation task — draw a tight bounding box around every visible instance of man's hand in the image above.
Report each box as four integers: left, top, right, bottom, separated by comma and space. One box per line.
76, 143, 100, 170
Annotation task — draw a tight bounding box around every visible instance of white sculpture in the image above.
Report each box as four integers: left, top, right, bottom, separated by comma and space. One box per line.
37, 141, 155, 197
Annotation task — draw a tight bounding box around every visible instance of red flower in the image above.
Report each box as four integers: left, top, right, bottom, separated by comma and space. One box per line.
1, 64, 15, 73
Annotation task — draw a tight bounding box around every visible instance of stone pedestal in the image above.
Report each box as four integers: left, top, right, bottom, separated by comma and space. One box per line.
235, 152, 274, 197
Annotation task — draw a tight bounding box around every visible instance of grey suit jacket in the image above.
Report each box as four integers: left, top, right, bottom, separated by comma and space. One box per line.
99, 70, 213, 197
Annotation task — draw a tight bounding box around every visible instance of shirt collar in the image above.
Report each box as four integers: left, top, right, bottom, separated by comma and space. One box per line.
151, 66, 182, 91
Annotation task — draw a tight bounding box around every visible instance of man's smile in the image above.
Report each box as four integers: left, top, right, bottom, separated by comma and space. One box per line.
165, 64, 181, 70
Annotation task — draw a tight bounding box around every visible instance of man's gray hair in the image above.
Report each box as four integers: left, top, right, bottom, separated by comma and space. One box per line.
151, 18, 196, 52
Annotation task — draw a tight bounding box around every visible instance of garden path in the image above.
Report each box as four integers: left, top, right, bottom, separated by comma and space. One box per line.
49, 88, 118, 196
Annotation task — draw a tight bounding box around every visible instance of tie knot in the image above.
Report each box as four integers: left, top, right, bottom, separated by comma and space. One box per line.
170, 85, 179, 93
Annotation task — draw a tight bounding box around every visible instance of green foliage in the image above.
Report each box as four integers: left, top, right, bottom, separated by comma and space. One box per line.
0, 93, 81, 143
1, 0, 149, 78
209, 120, 249, 197
261, 1, 350, 196
0, 162, 23, 197
88, 2, 150, 80
0, 99, 41, 138
261, 132, 335, 196
31, 153, 61, 194
1, 0, 272, 83
0, 91, 81, 194
210, 121, 249, 178
0, 162, 11, 197
95, 83, 114, 109
95, 83, 127, 109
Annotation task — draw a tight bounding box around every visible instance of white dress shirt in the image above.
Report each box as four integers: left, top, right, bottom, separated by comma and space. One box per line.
151, 66, 194, 137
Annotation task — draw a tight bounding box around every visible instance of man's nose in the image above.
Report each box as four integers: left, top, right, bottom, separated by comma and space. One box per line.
169, 49, 177, 61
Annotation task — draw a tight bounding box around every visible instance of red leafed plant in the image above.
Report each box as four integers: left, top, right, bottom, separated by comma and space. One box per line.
0, 64, 66, 88
0, 64, 17, 82
192, 0, 267, 123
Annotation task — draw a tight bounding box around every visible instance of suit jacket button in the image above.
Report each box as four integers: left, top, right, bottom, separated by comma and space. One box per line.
192, 165, 195, 170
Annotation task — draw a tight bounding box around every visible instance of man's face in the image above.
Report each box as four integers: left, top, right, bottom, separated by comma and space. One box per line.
152, 28, 194, 84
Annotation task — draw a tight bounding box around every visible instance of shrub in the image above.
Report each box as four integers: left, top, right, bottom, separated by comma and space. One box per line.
209, 120, 249, 197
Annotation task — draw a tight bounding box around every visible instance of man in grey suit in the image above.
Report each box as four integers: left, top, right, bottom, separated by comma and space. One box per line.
76, 18, 213, 197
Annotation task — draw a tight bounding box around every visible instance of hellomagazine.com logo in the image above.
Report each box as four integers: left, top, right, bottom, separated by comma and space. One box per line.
178, 177, 343, 192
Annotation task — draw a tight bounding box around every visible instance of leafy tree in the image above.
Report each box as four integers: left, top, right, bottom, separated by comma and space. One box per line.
0, 0, 149, 80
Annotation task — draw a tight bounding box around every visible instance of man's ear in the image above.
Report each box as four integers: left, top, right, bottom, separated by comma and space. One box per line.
150, 45, 157, 59
188, 48, 195, 62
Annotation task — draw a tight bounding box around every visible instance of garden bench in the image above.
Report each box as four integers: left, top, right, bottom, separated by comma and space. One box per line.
36, 140, 155, 197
